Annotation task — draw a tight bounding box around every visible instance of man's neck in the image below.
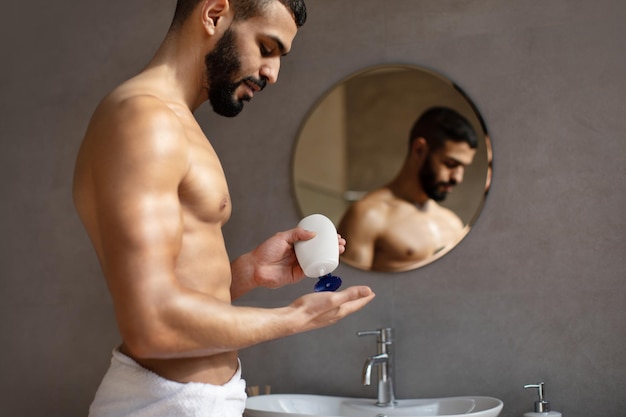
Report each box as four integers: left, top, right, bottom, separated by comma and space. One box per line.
142, 31, 209, 111
387, 169, 429, 207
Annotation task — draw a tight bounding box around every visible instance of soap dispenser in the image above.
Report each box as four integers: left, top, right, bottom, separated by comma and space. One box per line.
523, 382, 562, 417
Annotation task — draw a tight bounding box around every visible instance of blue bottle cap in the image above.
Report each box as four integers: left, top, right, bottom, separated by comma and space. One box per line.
314, 273, 342, 292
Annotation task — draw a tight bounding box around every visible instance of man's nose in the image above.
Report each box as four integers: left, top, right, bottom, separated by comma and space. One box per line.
449, 167, 465, 185
260, 58, 280, 84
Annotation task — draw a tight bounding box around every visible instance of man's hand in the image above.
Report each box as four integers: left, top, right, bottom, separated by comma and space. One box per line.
230, 227, 346, 299
287, 285, 375, 330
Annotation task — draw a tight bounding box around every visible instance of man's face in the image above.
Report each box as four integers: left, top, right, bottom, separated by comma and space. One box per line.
204, 27, 254, 117
204, 2, 298, 117
419, 140, 476, 201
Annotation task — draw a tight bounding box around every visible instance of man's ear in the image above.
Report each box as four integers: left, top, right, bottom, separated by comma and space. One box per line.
412, 137, 429, 163
201, 0, 230, 35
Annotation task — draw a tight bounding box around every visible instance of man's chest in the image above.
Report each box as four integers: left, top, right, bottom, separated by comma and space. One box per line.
178, 137, 232, 225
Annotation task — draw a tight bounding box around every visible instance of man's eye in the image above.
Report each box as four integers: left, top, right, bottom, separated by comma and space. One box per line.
260, 45, 272, 56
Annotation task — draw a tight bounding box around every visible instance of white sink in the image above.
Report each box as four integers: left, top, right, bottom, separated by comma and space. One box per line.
244, 394, 503, 417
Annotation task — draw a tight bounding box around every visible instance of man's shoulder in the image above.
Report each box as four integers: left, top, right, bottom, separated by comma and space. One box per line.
79, 86, 192, 169
85, 86, 188, 148
97, 85, 180, 126
357, 187, 395, 205
358, 188, 418, 214
343, 188, 396, 227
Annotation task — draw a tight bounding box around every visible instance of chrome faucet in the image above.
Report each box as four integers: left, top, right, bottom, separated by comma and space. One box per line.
358, 327, 397, 407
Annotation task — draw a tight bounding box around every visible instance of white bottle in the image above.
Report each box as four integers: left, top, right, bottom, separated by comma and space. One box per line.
523, 382, 562, 417
294, 214, 339, 278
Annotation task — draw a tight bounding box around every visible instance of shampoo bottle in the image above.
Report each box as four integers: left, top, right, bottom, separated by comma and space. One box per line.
294, 214, 339, 278
523, 382, 562, 417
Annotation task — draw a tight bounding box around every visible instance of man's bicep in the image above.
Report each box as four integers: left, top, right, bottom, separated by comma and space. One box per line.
97, 187, 184, 273
91, 105, 188, 291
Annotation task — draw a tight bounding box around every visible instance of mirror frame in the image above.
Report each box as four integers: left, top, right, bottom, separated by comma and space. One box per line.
292, 64, 491, 273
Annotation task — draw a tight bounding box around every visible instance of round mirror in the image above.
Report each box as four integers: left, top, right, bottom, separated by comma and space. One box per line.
292, 64, 492, 273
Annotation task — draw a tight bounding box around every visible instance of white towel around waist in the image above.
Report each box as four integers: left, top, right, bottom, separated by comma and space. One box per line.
88, 349, 247, 417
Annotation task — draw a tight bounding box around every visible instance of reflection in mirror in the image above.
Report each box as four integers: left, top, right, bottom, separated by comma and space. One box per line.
292, 65, 491, 273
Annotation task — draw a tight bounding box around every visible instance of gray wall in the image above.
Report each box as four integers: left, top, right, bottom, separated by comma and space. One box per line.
1, 1, 624, 416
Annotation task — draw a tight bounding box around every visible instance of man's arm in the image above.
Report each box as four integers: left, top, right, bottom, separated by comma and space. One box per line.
81, 97, 374, 360
337, 200, 383, 270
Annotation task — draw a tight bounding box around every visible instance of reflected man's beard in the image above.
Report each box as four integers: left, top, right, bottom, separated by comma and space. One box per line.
419, 155, 456, 202
205, 28, 245, 117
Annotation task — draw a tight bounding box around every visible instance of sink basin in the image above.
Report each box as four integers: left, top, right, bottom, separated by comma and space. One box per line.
244, 394, 503, 417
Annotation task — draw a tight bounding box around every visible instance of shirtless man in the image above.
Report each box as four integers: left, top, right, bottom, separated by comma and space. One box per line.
338, 107, 478, 272
73, 1, 374, 415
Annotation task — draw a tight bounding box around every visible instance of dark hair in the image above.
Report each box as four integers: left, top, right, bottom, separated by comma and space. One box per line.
409, 107, 478, 151
170, 0, 306, 30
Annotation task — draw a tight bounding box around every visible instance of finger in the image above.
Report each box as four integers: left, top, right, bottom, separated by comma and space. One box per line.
290, 227, 316, 243
306, 285, 373, 308
337, 234, 346, 254
332, 286, 376, 317
332, 286, 375, 304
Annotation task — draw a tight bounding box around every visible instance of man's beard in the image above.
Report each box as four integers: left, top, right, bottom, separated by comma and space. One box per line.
204, 28, 266, 117
419, 155, 456, 202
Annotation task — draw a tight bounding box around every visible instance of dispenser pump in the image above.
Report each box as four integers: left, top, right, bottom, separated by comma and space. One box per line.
524, 382, 550, 412
523, 382, 562, 417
